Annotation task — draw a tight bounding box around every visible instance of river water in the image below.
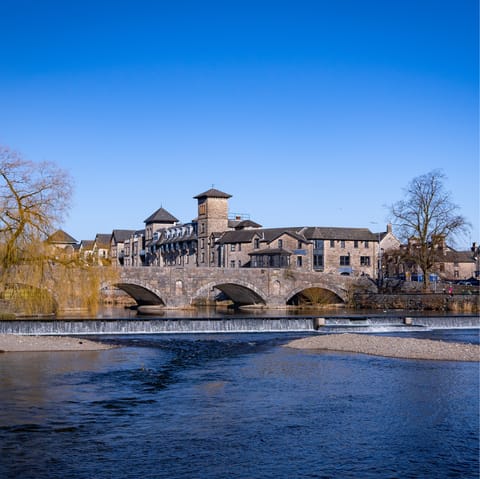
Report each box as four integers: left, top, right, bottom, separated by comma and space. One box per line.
0, 321, 478, 478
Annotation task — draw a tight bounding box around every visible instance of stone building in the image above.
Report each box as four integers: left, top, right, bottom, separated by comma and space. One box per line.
215, 224, 384, 278
215, 226, 311, 270
93, 233, 111, 265
153, 222, 198, 267
194, 188, 232, 267
382, 235, 478, 282
123, 230, 145, 267
46, 229, 78, 253
110, 230, 136, 267
439, 249, 477, 280
110, 187, 398, 279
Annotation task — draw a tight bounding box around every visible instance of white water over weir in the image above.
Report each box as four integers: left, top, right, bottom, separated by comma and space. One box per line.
0, 316, 478, 335
0, 318, 315, 335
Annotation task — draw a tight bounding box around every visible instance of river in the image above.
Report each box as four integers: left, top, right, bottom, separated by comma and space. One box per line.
0, 313, 478, 478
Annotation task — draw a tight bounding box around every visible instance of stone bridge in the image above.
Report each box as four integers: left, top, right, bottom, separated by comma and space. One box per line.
114, 267, 377, 309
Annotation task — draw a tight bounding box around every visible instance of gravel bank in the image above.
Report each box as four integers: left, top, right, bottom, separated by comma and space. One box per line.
0, 334, 114, 352
286, 333, 480, 362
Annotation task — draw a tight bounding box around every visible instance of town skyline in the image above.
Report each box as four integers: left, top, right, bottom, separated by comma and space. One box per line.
0, 1, 477, 246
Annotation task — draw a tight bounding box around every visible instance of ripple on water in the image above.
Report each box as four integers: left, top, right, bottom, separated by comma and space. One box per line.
0, 331, 478, 479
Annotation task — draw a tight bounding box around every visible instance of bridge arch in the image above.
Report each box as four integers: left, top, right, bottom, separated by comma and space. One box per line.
285, 283, 347, 305
193, 280, 267, 307
114, 281, 166, 306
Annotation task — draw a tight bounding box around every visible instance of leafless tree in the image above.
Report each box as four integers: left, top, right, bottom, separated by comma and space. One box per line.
389, 169, 469, 288
0, 145, 73, 270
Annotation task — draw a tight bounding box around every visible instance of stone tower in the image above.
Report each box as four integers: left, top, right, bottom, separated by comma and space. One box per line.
194, 188, 232, 266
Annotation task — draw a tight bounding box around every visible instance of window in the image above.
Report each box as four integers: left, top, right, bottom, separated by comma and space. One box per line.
278, 239, 283, 248
238, 243, 242, 252
230, 260, 235, 268
314, 255, 324, 269
360, 256, 371, 266
199, 203, 206, 216
314, 239, 324, 249
200, 223, 205, 234
340, 256, 350, 266
201, 252, 205, 263
297, 240, 302, 249
340, 240, 345, 248
364, 241, 369, 248
297, 256, 303, 267
238, 260, 242, 267
200, 238, 204, 249
231, 244, 236, 252
254, 238, 260, 249
330, 240, 335, 248
354, 240, 359, 248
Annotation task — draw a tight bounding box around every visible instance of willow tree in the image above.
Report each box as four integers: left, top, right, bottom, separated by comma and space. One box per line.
0, 146, 72, 269
0, 146, 114, 315
389, 170, 469, 289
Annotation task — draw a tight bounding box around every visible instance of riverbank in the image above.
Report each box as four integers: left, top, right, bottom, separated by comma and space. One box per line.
286, 333, 480, 362
0, 334, 114, 352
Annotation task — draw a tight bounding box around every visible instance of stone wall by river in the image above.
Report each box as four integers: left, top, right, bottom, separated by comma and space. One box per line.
353, 292, 479, 313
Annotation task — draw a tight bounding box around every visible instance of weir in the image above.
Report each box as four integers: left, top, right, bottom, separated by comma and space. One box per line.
0, 318, 316, 335
0, 316, 477, 335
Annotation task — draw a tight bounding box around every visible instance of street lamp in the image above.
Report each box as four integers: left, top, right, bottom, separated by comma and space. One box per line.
472, 242, 479, 278
370, 222, 384, 287
378, 247, 384, 287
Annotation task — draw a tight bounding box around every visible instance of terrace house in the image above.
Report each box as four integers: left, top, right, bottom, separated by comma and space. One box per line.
110, 229, 136, 267
93, 233, 111, 265
123, 230, 145, 267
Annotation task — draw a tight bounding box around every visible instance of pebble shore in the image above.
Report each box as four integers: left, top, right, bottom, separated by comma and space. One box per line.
0, 334, 113, 352
286, 333, 480, 362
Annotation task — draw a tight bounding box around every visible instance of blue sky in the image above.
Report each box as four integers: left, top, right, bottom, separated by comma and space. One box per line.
0, 0, 478, 248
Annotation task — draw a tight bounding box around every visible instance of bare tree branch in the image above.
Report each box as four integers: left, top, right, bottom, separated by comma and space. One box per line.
389, 169, 470, 288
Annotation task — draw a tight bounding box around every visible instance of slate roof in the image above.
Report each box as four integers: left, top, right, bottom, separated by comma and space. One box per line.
95, 234, 112, 247
301, 226, 377, 241
218, 227, 307, 244
234, 220, 262, 229
218, 226, 379, 245
144, 207, 178, 225
111, 229, 136, 243
193, 188, 232, 199
155, 230, 197, 245
79, 240, 94, 250
47, 229, 78, 245
442, 250, 476, 263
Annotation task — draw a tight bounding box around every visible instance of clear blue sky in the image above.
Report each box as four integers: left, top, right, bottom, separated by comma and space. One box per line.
0, 0, 478, 248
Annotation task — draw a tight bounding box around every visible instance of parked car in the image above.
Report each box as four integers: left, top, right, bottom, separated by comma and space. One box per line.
456, 277, 479, 286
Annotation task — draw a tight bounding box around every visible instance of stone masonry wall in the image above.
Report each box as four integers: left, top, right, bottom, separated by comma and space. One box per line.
324, 239, 376, 277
